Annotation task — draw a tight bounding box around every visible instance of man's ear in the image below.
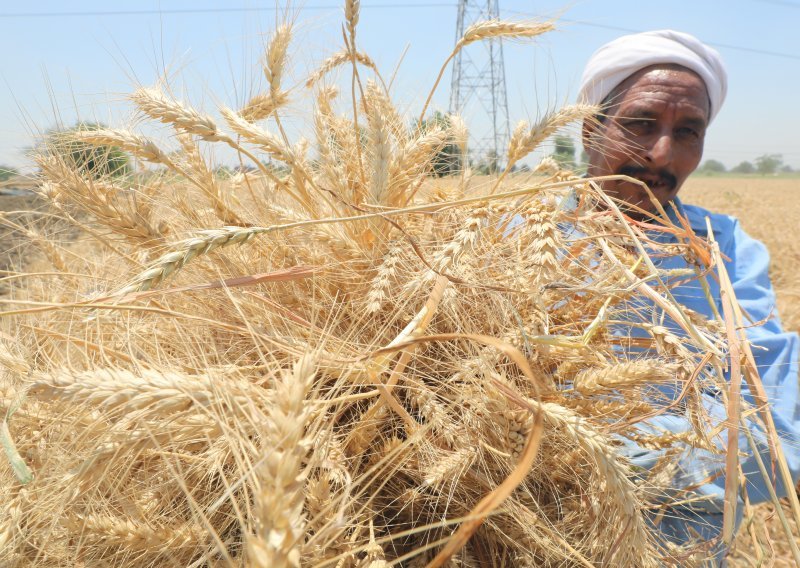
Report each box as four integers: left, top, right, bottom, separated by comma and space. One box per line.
582, 118, 597, 150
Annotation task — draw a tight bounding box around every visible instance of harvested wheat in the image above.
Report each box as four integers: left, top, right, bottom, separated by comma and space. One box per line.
0, 8, 796, 568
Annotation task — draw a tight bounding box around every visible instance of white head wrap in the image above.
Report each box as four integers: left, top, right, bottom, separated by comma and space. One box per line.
578, 30, 727, 123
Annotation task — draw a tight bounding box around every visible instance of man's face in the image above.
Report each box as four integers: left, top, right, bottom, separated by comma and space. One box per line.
583, 65, 710, 216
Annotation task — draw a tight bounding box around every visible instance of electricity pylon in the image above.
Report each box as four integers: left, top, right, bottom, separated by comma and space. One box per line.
449, 0, 510, 169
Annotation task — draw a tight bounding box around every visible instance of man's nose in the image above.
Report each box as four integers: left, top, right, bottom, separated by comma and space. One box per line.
644, 133, 674, 168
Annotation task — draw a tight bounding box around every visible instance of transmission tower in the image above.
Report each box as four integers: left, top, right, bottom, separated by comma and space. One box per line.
449, 0, 511, 169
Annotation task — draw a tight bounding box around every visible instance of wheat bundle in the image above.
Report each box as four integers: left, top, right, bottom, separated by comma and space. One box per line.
0, 9, 795, 568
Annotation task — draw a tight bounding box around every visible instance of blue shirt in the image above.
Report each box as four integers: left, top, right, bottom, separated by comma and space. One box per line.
508, 194, 800, 554
616, 198, 800, 552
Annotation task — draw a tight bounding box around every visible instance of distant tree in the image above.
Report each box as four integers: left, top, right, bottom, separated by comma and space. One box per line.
417, 112, 462, 177
215, 165, 235, 179
0, 165, 18, 182
699, 159, 726, 173
475, 149, 500, 175
43, 122, 130, 179
731, 161, 755, 174
755, 153, 784, 175
781, 164, 794, 173
551, 135, 576, 170
261, 159, 290, 175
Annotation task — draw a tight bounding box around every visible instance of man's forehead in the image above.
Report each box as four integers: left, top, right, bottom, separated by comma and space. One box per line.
608, 65, 711, 120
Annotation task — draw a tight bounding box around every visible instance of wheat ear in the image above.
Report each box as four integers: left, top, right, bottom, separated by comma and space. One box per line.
28, 367, 265, 417
388, 127, 449, 206
60, 514, 204, 550
132, 87, 234, 144
419, 19, 555, 122
458, 19, 554, 47
174, 132, 248, 226
306, 50, 379, 88
345, 0, 360, 43
240, 90, 290, 122
573, 360, 679, 394
264, 24, 293, 96
506, 105, 598, 168
531, 400, 657, 566
114, 226, 268, 296
220, 107, 294, 163
247, 355, 316, 568
71, 128, 176, 167
366, 90, 391, 205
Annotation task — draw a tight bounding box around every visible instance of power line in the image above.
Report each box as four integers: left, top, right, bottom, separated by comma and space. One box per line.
0, 4, 453, 18
504, 9, 800, 61
1, 4, 798, 61
749, 0, 800, 8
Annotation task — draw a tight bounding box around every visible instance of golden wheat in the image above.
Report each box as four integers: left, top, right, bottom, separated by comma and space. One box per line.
0, 9, 794, 568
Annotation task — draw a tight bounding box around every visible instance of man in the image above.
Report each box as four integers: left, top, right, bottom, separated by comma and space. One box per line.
577, 30, 800, 562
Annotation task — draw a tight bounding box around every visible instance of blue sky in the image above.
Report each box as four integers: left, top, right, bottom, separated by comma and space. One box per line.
1, 0, 798, 172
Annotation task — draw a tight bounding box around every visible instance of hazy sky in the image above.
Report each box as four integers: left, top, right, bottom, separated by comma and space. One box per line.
1, 0, 798, 172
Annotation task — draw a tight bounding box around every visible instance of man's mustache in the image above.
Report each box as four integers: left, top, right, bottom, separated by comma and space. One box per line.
617, 166, 677, 192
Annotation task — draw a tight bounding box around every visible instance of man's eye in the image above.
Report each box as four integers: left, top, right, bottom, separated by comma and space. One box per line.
621, 119, 651, 132
677, 127, 701, 139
